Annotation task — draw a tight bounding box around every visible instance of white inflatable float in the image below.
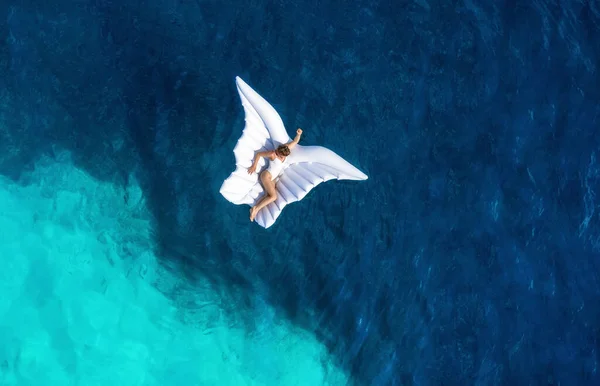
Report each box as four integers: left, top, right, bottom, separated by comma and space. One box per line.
219, 77, 368, 228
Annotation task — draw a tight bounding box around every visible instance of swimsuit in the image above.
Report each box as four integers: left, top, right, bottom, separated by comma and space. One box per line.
266, 156, 287, 181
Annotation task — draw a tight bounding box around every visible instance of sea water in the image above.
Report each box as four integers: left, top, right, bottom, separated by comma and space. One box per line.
0, 1, 599, 385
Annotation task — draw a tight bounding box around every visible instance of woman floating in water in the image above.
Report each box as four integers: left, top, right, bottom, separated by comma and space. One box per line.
219, 76, 367, 229
247, 128, 303, 221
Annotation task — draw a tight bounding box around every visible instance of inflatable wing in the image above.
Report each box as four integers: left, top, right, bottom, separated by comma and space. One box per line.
219, 76, 368, 228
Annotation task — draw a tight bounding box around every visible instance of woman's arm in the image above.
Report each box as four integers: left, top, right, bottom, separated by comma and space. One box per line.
248, 151, 271, 174
286, 128, 303, 150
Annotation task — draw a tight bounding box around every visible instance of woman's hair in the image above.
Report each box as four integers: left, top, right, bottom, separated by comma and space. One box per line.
276, 144, 291, 156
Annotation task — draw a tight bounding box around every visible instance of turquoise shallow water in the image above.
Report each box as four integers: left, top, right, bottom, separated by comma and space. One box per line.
0, 154, 347, 385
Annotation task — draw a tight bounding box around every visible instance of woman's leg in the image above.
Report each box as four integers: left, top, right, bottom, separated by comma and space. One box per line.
250, 171, 278, 221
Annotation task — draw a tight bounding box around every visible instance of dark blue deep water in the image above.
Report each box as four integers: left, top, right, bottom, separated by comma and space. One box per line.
1, 0, 600, 384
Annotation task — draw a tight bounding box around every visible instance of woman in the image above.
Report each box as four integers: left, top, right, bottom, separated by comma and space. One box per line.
247, 128, 303, 221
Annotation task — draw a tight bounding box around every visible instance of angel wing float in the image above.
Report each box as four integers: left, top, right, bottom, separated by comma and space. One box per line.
219, 77, 368, 228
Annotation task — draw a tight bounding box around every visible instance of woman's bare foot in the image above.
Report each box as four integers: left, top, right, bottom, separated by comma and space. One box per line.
250, 206, 258, 222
